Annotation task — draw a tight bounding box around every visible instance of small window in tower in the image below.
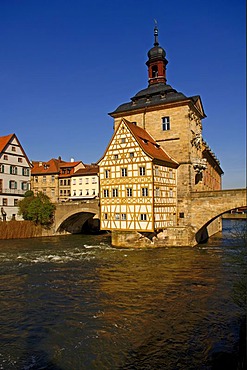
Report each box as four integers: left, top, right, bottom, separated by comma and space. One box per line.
162, 116, 170, 131
152, 65, 158, 78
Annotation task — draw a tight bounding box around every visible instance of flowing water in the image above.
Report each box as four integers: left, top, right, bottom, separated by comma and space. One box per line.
0, 220, 246, 370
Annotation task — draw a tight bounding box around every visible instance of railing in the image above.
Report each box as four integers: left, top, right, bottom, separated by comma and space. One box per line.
0, 188, 26, 195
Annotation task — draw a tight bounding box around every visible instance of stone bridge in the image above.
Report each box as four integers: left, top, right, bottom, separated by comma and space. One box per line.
54, 199, 100, 234
53, 189, 246, 245
190, 188, 246, 244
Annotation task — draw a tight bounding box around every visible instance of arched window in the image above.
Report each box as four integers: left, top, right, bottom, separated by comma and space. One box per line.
152, 65, 158, 78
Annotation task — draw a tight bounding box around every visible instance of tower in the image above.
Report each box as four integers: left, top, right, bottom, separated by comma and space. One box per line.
107, 24, 223, 246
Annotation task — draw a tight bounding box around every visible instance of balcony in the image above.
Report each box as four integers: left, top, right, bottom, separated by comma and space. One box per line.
0, 188, 26, 196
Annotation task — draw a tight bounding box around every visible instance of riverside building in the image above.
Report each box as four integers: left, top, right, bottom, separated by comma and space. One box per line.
99, 25, 223, 247
0, 133, 32, 221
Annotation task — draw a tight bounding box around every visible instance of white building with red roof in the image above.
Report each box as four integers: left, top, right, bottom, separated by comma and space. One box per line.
0, 133, 32, 220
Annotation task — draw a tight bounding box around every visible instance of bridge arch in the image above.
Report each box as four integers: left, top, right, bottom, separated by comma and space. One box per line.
191, 189, 246, 244
54, 201, 100, 234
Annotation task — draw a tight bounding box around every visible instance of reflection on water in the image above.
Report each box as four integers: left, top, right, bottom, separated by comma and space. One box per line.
0, 220, 245, 369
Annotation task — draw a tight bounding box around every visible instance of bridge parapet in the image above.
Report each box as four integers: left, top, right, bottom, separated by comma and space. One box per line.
191, 188, 246, 233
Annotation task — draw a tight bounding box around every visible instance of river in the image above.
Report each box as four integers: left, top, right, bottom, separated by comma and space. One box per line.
0, 219, 246, 370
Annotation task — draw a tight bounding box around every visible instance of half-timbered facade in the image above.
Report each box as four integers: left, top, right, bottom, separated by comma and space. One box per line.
0, 133, 32, 220
98, 119, 178, 232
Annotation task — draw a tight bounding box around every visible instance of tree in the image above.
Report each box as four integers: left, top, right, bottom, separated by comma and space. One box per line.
18, 191, 56, 226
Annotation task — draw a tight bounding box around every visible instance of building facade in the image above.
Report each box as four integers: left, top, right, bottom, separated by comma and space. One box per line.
98, 119, 178, 236
31, 157, 84, 202
102, 25, 223, 246
70, 165, 99, 200
0, 133, 32, 220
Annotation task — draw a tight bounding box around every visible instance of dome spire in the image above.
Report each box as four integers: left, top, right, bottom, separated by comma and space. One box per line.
146, 22, 168, 86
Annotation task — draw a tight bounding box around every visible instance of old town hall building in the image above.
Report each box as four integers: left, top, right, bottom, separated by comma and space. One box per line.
99, 25, 223, 247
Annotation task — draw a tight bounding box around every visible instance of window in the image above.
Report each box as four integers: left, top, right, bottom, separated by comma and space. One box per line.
104, 213, 108, 220
140, 214, 147, 221
121, 168, 127, 177
154, 166, 159, 176
73, 190, 76, 196
0, 165, 4, 173
152, 65, 158, 78
169, 169, 173, 179
79, 178, 82, 185
64, 179, 67, 186
51, 189, 55, 197
112, 188, 118, 197
85, 178, 89, 184
42, 176, 46, 183
14, 199, 18, 206
3, 155, 8, 160
63, 190, 66, 195
60, 180, 63, 186
68, 179, 70, 186
12, 146, 16, 152
18, 158, 23, 163
162, 116, 170, 131
115, 213, 120, 220
169, 189, 173, 197
3, 198, 7, 206
121, 213, 126, 220
73, 179, 76, 185
35, 176, 38, 183
105, 170, 110, 178
179, 212, 184, 219
86, 189, 89, 195
9, 180, 17, 189
51, 175, 55, 183
121, 138, 126, 143
103, 189, 109, 198
114, 154, 118, 160
10, 166, 18, 175
22, 168, 29, 176
139, 167, 146, 176
79, 190, 83, 195
92, 189, 96, 195
60, 190, 63, 195
92, 177, 97, 184
126, 188, 132, 197
129, 152, 134, 158
21, 182, 28, 190
142, 187, 148, 196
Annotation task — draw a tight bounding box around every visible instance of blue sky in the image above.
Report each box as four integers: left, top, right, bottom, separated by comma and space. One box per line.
0, 0, 245, 189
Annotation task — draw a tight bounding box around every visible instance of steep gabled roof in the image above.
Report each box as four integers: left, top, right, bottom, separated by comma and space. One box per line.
0, 133, 32, 167
98, 119, 178, 168
123, 119, 178, 168
0, 133, 14, 152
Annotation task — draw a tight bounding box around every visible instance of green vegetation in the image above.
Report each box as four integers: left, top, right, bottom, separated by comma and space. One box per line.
18, 191, 56, 226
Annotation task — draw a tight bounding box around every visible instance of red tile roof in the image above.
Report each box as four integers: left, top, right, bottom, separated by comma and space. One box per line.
31, 158, 62, 175
123, 119, 178, 168
0, 133, 15, 152
73, 165, 99, 176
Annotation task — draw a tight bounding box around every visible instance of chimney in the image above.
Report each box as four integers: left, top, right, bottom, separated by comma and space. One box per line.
71, 157, 74, 162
